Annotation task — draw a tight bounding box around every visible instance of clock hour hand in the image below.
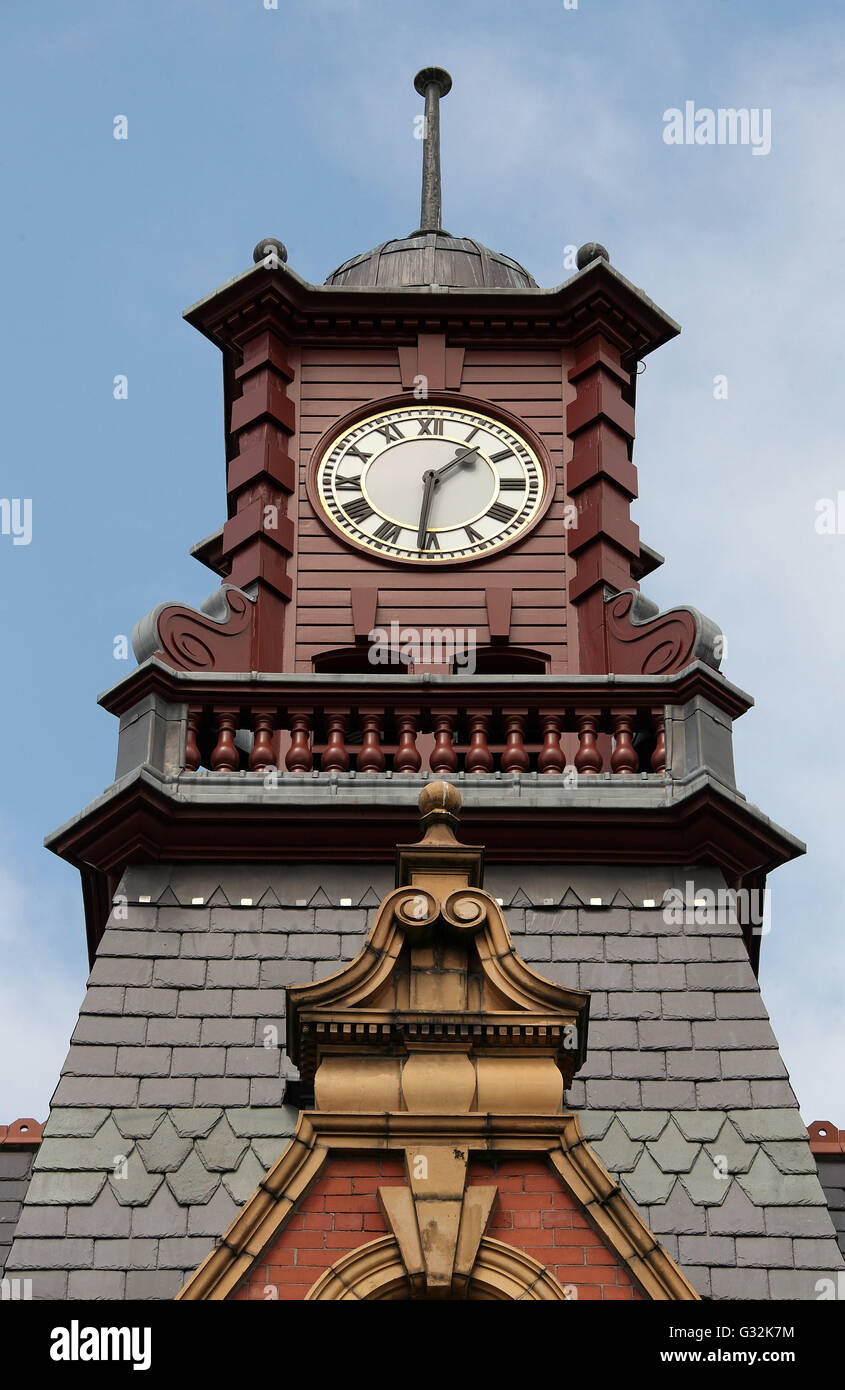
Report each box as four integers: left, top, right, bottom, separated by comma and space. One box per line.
433, 444, 481, 481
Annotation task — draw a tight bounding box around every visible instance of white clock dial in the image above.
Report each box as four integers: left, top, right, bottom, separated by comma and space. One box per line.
315, 404, 545, 564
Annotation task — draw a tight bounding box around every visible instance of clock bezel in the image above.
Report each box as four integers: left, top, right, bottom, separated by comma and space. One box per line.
305, 392, 556, 567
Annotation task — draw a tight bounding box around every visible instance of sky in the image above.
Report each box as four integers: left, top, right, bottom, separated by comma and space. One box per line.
1, 0, 843, 1123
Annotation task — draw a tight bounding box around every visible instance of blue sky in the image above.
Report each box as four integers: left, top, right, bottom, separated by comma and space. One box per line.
1, 0, 844, 1122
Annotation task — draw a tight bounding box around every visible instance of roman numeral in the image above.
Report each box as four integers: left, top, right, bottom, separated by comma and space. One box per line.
375, 422, 403, 443
498, 478, 525, 490
335, 475, 363, 490
417, 417, 444, 436
373, 520, 401, 543
345, 444, 373, 464
463, 524, 482, 543
464, 426, 480, 443
421, 531, 440, 551
343, 496, 374, 522
488, 501, 517, 524
490, 448, 515, 464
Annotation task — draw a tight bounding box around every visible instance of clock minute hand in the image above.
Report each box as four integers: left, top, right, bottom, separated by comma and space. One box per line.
416, 469, 438, 549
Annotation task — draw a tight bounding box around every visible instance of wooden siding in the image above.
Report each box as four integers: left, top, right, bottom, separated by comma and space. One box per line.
293, 346, 570, 672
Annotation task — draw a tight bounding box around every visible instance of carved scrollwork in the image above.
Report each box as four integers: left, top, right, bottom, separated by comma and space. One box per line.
442, 889, 488, 936
393, 888, 439, 944
132, 585, 256, 672
604, 589, 722, 676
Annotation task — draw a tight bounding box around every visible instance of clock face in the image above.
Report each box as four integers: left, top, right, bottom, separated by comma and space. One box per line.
314, 404, 546, 564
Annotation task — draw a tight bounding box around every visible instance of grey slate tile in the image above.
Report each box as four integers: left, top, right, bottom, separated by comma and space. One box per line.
169, 1109, 222, 1139
68, 1269, 127, 1299
707, 1182, 766, 1235
171, 1047, 226, 1077
712, 1267, 769, 1299
138, 1079, 195, 1107
678, 1235, 735, 1265
11, 1237, 93, 1269
153, 960, 207, 988
166, 1152, 219, 1206
662, 992, 715, 1020
116, 1047, 171, 1077
45, 1109, 110, 1138
196, 1117, 249, 1173
147, 1018, 202, 1045
24, 1171, 107, 1205
130, 1184, 189, 1237
178, 989, 232, 1017
157, 1235, 216, 1269
94, 1237, 157, 1269
641, 1081, 696, 1110
67, 1187, 132, 1238
195, 1079, 250, 1106
616, 1112, 670, 1141
51, 1077, 139, 1107
792, 1237, 845, 1268
186, 1182, 240, 1236
735, 1236, 793, 1267
126, 1269, 186, 1299
639, 1021, 692, 1051
72, 1016, 147, 1045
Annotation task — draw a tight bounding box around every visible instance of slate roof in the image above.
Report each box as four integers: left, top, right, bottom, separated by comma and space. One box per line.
4, 866, 842, 1300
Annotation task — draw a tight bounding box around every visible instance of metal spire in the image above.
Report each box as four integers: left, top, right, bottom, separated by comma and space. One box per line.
414, 67, 452, 233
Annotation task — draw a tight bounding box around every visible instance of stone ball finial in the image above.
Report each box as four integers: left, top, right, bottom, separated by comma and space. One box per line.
419, 780, 461, 820
253, 237, 288, 266
576, 241, 610, 270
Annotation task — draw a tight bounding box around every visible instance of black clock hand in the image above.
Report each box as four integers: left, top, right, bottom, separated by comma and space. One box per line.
417, 470, 438, 548
433, 444, 481, 481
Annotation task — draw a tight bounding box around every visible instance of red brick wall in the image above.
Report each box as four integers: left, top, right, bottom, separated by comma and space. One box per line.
233, 1157, 405, 1301
468, 1155, 642, 1301
234, 1153, 642, 1301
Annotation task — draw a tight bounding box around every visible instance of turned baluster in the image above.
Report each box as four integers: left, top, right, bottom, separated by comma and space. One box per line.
249, 711, 276, 771
322, 712, 350, 772
651, 709, 667, 774
210, 708, 239, 772
465, 712, 494, 774
537, 713, 565, 774
358, 712, 385, 773
610, 712, 639, 775
285, 712, 313, 773
574, 712, 603, 775
185, 707, 202, 771
394, 711, 422, 774
501, 712, 530, 774
430, 713, 458, 773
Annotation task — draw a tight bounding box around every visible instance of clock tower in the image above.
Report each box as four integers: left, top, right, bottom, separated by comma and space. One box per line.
5, 69, 842, 1303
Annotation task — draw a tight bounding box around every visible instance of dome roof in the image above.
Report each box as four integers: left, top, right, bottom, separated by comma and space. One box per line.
324, 230, 537, 290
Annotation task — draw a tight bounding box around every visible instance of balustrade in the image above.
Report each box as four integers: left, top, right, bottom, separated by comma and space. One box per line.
179, 692, 673, 779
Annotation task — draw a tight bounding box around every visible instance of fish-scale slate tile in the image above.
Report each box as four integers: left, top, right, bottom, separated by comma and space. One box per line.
621, 1149, 675, 1206
136, 1116, 193, 1174
681, 1151, 732, 1205
26, 1171, 107, 1205
222, 1146, 266, 1205
251, 1138, 288, 1169
704, 1119, 757, 1175
166, 1151, 219, 1206
739, 1150, 826, 1207
226, 1105, 297, 1138
649, 1119, 700, 1174
574, 1111, 615, 1142
673, 1112, 725, 1143
730, 1109, 812, 1142
34, 1118, 130, 1173
112, 1109, 166, 1140
760, 1140, 820, 1175
196, 1116, 249, 1173
590, 1118, 641, 1173
108, 1149, 163, 1207
615, 1111, 670, 1142
43, 1109, 110, 1138
169, 1108, 222, 1139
